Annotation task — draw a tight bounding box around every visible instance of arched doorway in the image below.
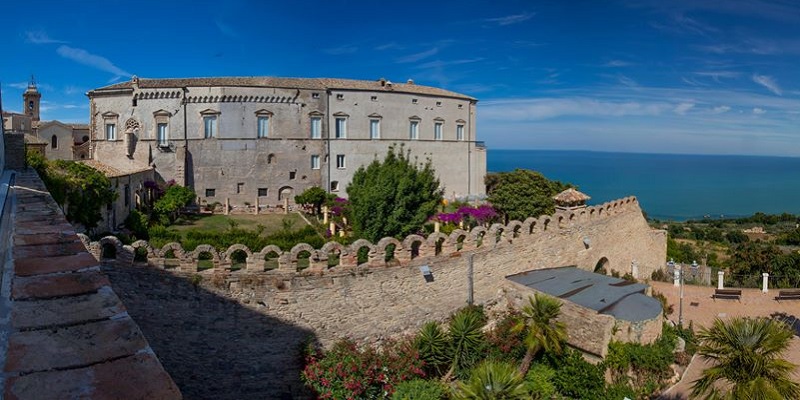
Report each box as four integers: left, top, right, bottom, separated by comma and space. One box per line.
594, 257, 609, 274
278, 186, 293, 201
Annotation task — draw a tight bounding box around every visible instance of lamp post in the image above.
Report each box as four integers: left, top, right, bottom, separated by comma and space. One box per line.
678, 263, 684, 327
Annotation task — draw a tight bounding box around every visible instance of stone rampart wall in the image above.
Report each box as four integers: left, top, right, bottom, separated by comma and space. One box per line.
88, 197, 667, 348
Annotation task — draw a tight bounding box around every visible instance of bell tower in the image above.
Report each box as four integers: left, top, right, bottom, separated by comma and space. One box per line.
23, 75, 41, 122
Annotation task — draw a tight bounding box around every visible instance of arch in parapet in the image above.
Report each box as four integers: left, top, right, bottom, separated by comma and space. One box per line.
99, 236, 124, 259
488, 223, 505, 244
506, 220, 523, 239
578, 211, 585, 221
594, 257, 610, 274
540, 217, 551, 231
377, 237, 402, 253
189, 244, 219, 261
523, 217, 538, 235
158, 242, 185, 259
321, 241, 344, 269
448, 229, 468, 251
471, 226, 487, 247
131, 240, 155, 263
556, 215, 565, 228
403, 234, 425, 259
289, 243, 316, 262
259, 245, 283, 271
223, 244, 252, 262
426, 232, 447, 248
350, 238, 375, 265
589, 208, 596, 218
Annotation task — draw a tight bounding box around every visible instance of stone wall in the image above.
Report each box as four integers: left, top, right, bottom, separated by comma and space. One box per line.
4, 133, 24, 170
89, 197, 666, 349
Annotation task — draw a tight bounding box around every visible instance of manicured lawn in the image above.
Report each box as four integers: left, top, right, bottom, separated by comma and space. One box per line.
169, 213, 306, 237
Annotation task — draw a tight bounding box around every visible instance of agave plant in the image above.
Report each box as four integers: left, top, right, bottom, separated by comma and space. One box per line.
415, 321, 451, 377
447, 307, 487, 379
453, 360, 529, 400
691, 317, 800, 400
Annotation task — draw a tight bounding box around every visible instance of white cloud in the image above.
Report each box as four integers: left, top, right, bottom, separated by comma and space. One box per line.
485, 12, 535, 26
396, 47, 439, 63
416, 58, 484, 69
25, 30, 66, 44
481, 98, 670, 121
56, 45, 130, 78
603, 60, 634, 67
674, 102, 695, 115
752, 74, 782, 95
753, 107, 766, 114
712, 105, 731, 114
617, 75, 638, 87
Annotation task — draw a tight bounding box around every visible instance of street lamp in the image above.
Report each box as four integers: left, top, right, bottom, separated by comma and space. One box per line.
675, 262, 684, 328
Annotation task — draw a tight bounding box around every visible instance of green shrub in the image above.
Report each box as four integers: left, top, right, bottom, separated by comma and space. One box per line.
525, 362, 557, 399
485, 310, 526, 362
125, 209, 150, 240
391, 379, 447, 400
551, 349, 604, 399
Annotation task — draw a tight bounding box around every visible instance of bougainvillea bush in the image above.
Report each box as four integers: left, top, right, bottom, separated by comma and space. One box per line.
302, 339, 425, 399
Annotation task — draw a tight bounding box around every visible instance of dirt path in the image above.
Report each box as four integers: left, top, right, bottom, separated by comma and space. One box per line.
651, 281, 800, 399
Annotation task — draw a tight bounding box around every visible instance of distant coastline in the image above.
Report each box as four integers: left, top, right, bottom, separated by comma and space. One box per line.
487, 149, 800, 221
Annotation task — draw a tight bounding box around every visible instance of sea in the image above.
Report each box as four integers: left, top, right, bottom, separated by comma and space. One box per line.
487, 150, 800, 221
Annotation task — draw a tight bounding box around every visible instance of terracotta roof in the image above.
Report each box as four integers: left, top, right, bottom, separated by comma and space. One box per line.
92, 76, 476, 100
79, 160, 153, 178
553, 188, 590, 204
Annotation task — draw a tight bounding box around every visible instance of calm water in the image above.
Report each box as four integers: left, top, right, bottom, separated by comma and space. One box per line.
488, 150, 800, 221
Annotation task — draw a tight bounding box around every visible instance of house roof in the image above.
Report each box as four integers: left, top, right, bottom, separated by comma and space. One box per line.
506, 266, 662, 322
553, 188, 591, 204
91, 76, 476, 100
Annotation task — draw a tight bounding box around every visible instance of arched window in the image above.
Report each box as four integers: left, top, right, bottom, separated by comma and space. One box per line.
51, 135, 58, 149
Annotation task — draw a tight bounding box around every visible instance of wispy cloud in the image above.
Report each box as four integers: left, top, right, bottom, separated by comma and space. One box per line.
375, 42, 400, 51
25, 30, 66, 44
56, 45, 131, 78
396, 47, 439, 63
481, 98, 670, 121
603, 60, 634, 67
712, 105, 731, 114
39, 100, 88, 113
617, 74, 639, 87
752, 74, 781, 95
693, 71, 741, 82
484, 12, 535, 26
673, 102, 695, 115
6, 81, 54, 91
323, 45, 358, 55
215, 20, 239, 39
753, 107, 766, 115
416, 58, 484, 69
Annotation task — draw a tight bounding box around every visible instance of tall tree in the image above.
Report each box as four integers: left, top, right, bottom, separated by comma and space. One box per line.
691, 317, 800, 400
294, 186, 333, 216
347, 145, 443, 242
485, 169, 570, 222
512, 294, 568, 375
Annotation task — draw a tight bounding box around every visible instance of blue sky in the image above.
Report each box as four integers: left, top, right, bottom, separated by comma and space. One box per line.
2, 0, 799, 156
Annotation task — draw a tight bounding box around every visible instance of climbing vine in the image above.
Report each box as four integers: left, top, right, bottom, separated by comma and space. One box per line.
27, 152, 117, 231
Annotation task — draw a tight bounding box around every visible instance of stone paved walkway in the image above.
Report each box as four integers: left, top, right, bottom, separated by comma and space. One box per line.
652, 281, 800, 399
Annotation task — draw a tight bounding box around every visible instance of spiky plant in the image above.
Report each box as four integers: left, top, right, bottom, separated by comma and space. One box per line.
511, 293, 568, 374
446, 307, 486, 380
453, 360, 529, 400
415, 321, 451, 377
691, 317, 800, 400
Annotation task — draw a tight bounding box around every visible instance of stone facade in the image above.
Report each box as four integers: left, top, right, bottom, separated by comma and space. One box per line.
87, 77, 486, 207
87, 197, 666, 350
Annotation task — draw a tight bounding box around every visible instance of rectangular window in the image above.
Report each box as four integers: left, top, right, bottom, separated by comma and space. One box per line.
370, 119, 380, 139
205, 188, 216, 197
457, 124, 465, 141
203, 116, 217, 138
310, 117, 321, 139
237, 182, 244, 194
434, 122, 443, 140
336, 94, 344, 100
330, 181, 339, 192
257, 116, 269, 138
436, 101, 442, 107
258, 188, 268, 197
105, 123, 116, 140
312, 93, 320, 99
371, 96, 377, 101
336, 154, 346, 169
157, 123, 168, 146
124, 184, 130, 207
409, 121, 419, 140
290, 171, 297, 180
335, 117, 347, 139
311, 155, 320, 170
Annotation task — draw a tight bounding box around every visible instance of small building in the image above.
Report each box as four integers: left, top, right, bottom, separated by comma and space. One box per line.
553, 188, 591, 212
79, 160, 155, 233
505, 266, 662, 360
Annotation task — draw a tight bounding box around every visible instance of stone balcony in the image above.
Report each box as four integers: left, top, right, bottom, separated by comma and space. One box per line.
0, 169, 181, 399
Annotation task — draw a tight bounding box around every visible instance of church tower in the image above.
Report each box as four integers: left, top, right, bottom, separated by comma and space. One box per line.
23, 75, 41, 122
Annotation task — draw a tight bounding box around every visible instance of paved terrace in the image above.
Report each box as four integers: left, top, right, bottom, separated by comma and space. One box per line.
0, 170, 180, 399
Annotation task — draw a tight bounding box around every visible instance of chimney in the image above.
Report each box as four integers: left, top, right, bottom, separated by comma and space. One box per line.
407, 79, 414, 85
379, 77, 387, 87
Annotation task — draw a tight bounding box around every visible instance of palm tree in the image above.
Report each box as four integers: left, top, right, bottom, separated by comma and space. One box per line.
691, 317, 800, 400
453, 360, 529, 400
511, 293, 567, 375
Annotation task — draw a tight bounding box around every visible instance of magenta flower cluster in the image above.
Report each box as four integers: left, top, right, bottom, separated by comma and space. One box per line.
435, 204, 498, 225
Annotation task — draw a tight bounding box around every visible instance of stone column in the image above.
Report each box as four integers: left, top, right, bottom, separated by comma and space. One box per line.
434, 221, 440, 233
717, 271, 724, 289
631, 260, 638, 280
329, 222, 336, 236
762, 273, 769, 293
284, 198, 289, 214
674, 266, 681, 287
254, 196, 259, 215
323, 206, 329, 224
225, 198, 230, 215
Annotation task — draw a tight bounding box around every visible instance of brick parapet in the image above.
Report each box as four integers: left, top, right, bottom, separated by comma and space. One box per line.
0, 169, 181, 399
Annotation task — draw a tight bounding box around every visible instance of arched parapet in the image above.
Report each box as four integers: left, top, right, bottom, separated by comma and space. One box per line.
402, 234, 427, 260
222, 244, 253, 271
447, 229, 470, 251
158, 242, 186, 259
377, 237, 403, 265
188, 244, 220, 272
425, 232, 450, 256
347, 239, 376, 267
130, 240, 156, 267
538, 216, 553, 232
289, 243, 321, 271
578, 210, 586, 222
505, 220, 523, 240
321, 241, 346, 270
488, 223, 507, 245
522, 217, 538, 235
470, 226, 488, 248
99, 236, 125, 262
253, 245, 284, 272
